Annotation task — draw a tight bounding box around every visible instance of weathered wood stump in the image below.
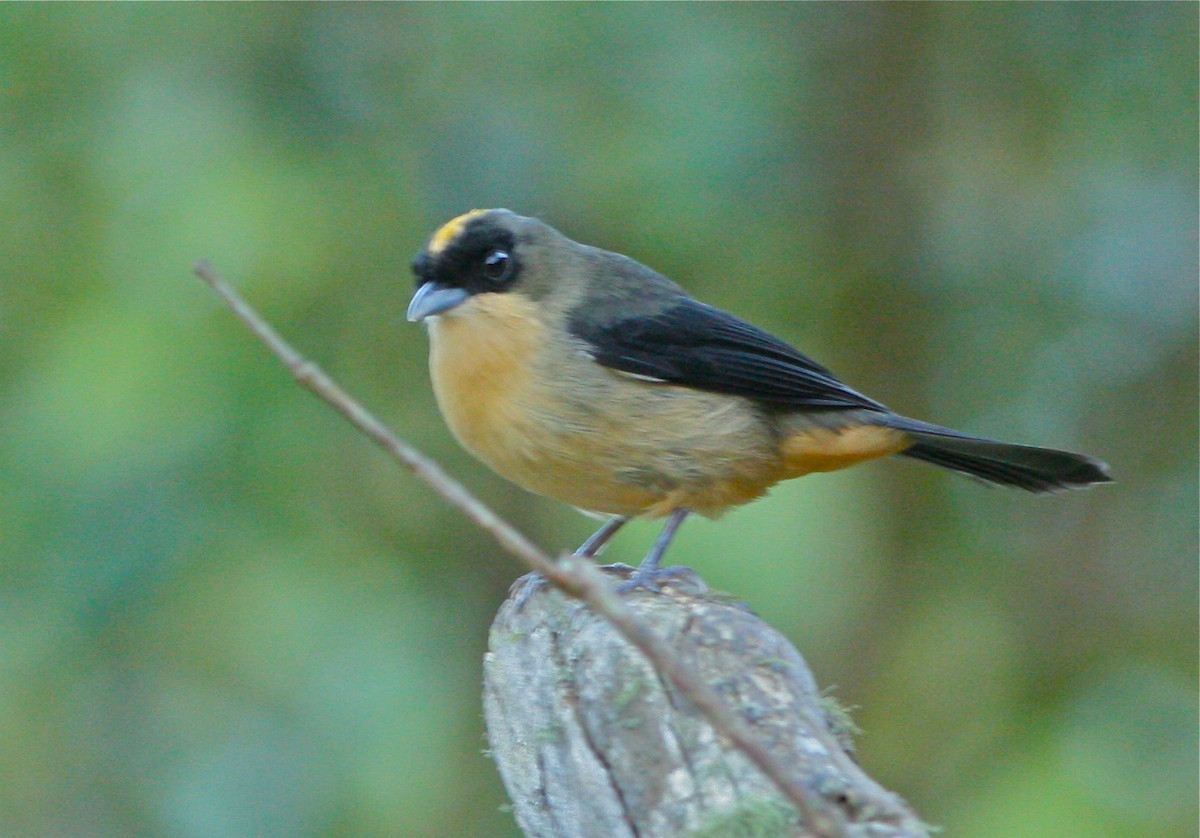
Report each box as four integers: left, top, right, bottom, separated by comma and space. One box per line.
483, 567, 929, 838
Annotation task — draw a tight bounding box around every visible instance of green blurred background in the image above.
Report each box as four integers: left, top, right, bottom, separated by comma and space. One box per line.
2, 4, 1195, 837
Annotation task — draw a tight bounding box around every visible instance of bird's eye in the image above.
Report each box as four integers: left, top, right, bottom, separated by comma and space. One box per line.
481, 249, 513, 283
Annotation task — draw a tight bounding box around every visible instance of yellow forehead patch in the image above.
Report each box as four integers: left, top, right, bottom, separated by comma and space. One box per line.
428, 209, 493, 254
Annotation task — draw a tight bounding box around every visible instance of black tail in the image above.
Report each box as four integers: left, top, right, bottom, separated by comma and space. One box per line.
886, 417, 1112, 493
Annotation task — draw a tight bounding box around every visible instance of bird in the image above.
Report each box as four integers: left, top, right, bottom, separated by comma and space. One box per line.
407, 209, 1111, 591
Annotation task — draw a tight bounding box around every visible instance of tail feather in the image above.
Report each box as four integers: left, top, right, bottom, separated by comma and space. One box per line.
886, 416, 1112, 493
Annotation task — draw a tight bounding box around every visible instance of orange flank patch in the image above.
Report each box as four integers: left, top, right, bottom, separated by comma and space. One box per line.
781, 424, 912, 477
427, 209, 491, 254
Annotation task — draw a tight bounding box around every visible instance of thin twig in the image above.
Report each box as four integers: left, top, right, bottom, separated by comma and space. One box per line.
193, 259, 846, 835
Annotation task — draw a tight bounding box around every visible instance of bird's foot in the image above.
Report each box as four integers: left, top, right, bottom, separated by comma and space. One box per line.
614, 564, 703, 595
508, 571, 551, 612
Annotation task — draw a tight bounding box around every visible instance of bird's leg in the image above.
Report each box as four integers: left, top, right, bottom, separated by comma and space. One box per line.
618, 508, 691, 593
638, 508, 690, 576
577, 516, 638, 581
574, 516, 629, 559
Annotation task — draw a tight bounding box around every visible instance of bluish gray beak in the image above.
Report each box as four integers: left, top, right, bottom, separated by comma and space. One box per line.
407, 282, 470, 322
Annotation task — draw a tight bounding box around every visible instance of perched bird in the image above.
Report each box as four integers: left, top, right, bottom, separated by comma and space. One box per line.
407, 209, 1110, 590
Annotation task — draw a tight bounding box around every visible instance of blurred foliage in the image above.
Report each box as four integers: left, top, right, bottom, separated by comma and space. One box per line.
0, 4, 1195, 837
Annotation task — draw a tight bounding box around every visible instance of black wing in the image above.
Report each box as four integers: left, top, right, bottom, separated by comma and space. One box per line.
570, 297, 889, 411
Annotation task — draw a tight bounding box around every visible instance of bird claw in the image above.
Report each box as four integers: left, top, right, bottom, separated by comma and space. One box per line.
614, 564, 702, 595
508, 571, 552, 612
